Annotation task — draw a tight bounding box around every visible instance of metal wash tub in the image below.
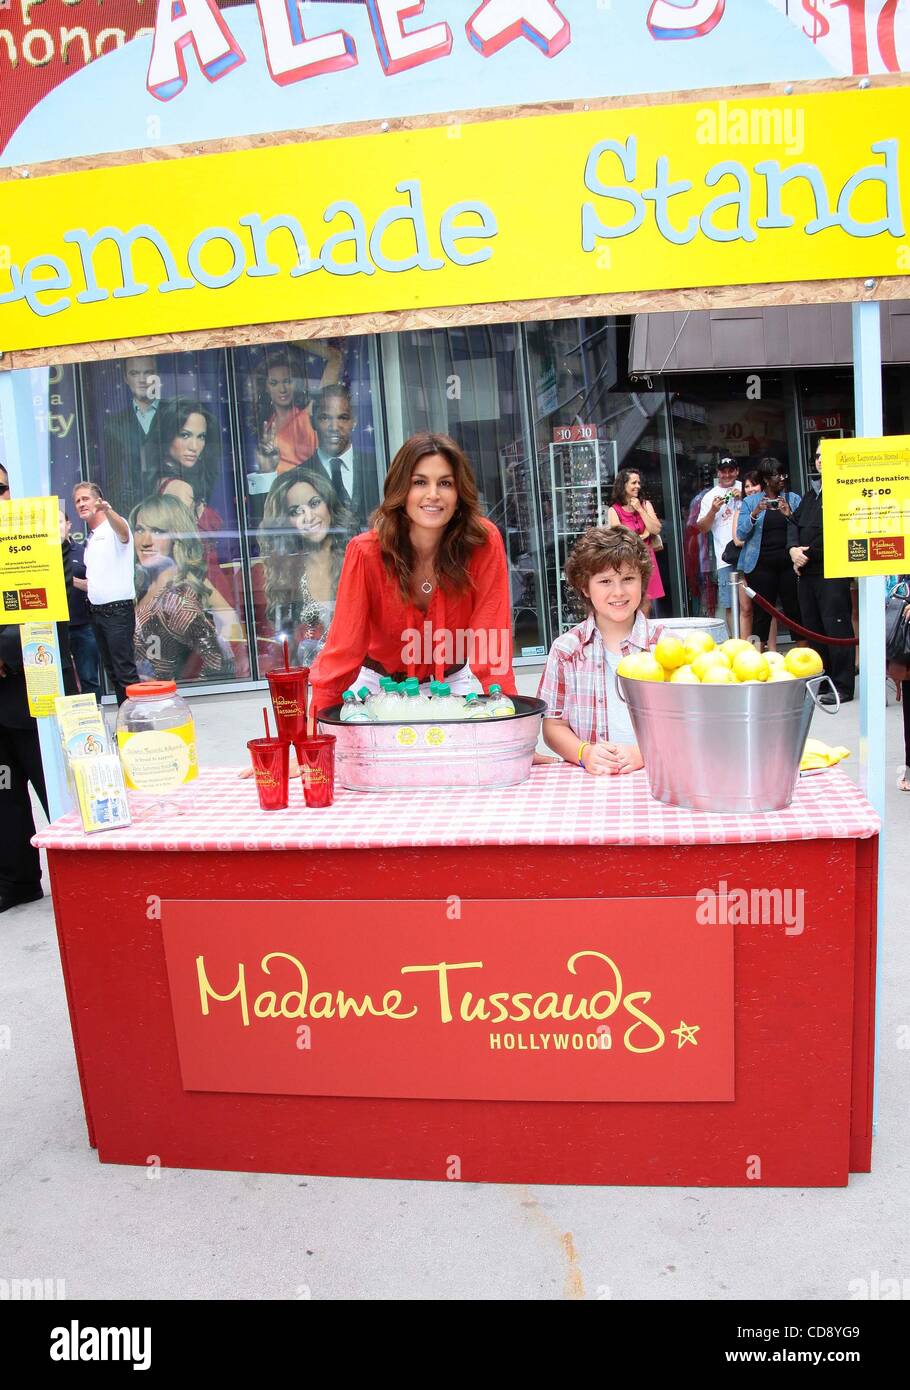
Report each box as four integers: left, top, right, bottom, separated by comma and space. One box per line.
318, 696, 546, 791
616, 674, 838, 814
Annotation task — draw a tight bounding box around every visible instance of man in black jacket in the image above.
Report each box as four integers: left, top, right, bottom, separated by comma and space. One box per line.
787, 448, 855, 704
99, 355, 164, 517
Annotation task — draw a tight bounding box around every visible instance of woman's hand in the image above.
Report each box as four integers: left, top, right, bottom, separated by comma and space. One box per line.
628, 496, 643, 515
777, 497, 792, 518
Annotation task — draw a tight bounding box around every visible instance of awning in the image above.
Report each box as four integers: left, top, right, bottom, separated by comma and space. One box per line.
629, 302, 910, 375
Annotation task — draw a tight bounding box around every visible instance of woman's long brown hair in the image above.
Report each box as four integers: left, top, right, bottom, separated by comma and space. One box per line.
374, 433, 488, 600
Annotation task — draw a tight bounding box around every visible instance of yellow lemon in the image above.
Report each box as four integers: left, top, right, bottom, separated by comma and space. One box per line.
670, 664, 700, 684
768, 667, 796, 682
701, 665, 738, 684
683, 631, 715, 659
765, 651, 786, 670
691, 652, 728, 681
784, 647, 825, 678
721, 638, 754, 657
653, 634, 688, 671
617, 653, 665, 682
732, 649, 771, 683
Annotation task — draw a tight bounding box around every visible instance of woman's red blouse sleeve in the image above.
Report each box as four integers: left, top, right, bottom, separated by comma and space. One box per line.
469, 520, 517, 695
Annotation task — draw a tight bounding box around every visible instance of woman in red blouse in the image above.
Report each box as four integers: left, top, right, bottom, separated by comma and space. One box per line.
309, 432, 517, 717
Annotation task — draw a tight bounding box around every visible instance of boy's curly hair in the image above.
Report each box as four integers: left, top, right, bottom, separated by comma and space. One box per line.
565, 526, 653, 608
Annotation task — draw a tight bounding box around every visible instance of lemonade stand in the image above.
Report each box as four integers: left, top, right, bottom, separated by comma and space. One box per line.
8, 4, 899, 1186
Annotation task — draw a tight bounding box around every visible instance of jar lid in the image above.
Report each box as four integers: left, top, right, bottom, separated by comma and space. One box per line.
124, 680, 178, 699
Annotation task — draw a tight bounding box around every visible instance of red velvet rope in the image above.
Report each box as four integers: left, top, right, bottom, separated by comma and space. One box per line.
744, 588, 859, 646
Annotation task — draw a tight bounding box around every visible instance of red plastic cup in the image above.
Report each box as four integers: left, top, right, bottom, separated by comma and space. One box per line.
247, 738, 290, 810
294, 735, 336, 808
267, 666, 310, 741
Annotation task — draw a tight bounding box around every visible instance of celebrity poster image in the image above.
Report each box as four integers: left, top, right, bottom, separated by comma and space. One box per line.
0, 495, 69, 623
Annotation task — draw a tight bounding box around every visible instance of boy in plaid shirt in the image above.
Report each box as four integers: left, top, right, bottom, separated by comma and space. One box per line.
537, 527, 662, 775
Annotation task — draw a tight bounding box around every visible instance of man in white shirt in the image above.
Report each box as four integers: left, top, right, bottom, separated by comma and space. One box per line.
697, 456, 743, 633
73, 481, 139, 704
311, 385, 377, 529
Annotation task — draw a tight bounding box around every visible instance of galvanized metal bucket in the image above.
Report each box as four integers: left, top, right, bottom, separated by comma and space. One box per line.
616, 674, 838, 813
658, 615, 730, 649
318, 696, 546, 791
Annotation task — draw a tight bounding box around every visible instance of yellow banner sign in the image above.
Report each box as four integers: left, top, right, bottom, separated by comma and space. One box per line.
821, 436, 910, 577
0, 88, 908, 353
0, 496, 69, 622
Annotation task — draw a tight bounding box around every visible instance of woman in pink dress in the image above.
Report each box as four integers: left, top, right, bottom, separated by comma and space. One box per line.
607, 468, 665, 617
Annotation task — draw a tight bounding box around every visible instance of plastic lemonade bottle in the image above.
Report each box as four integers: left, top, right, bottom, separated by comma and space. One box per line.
363, 680, 388, 718
402, 677, 431, 720
356, 686, 377, 721
463, 692, 491, 720
340, 690, 372, 723
487, 684, 516, 718
433, 682, 465, 719
376, 678, 404, 721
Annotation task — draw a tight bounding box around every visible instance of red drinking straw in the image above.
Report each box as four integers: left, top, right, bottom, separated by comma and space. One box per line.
283, 638, 290, 671
263, 706, 271, 739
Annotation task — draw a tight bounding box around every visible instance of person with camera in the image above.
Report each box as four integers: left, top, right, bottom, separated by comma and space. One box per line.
735, 459, 802, 651
696, 456, 742, 634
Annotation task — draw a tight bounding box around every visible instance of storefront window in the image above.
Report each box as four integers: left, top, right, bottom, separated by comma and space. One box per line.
79, 350, 250, 686
232, 336, 384, 674
797, 369, 855, 476
526, 318, 675, 634
382, 325, 548, 660
667, 372, 793, 619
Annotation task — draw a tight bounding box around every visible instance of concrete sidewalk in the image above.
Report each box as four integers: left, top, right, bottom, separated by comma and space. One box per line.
1, 681, 908, 1301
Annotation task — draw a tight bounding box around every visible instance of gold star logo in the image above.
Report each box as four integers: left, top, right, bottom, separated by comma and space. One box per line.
671, 1020, 700, 1048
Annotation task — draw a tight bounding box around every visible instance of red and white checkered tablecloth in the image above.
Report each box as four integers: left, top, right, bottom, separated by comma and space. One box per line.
33, 764, 879, 852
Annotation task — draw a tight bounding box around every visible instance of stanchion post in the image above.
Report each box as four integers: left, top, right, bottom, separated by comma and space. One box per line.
851, 299, 885, 1137
730, 570, 742, 639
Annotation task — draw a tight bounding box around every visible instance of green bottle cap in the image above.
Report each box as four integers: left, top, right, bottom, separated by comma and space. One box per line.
342, 690, 356, 701
357, 686, 372, 701
438, 683, 451, 697
489, 684, 502, 695
465, 693, 478, 704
